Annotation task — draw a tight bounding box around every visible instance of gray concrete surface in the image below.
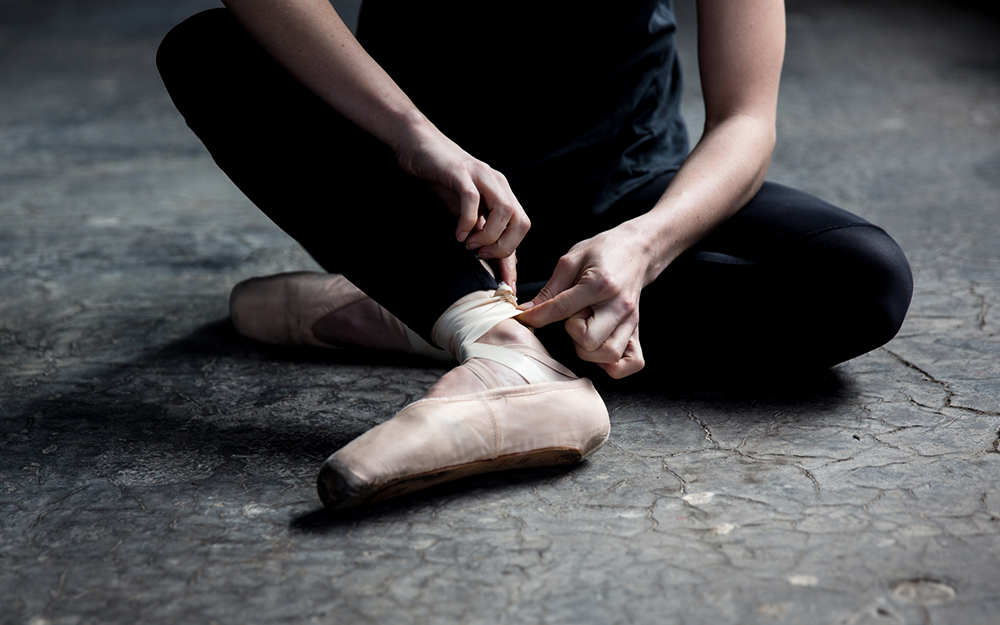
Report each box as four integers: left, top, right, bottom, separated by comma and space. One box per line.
2, 1, 999, 623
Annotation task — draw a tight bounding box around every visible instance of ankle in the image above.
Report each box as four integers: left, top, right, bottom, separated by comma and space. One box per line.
476, 318, 537, 348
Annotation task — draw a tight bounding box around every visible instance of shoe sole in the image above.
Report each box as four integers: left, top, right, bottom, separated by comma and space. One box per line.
318, 446, 593, 510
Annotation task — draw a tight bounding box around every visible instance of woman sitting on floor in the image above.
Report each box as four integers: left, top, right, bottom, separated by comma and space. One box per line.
156, 0, 912, 508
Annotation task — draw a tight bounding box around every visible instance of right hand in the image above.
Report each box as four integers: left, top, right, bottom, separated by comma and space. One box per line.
516, 222, 653, 378
394, 121, 530, 289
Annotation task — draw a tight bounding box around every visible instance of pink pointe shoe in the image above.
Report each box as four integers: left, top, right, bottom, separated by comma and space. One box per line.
229, 272, 450, 360
317, 284, 611, 509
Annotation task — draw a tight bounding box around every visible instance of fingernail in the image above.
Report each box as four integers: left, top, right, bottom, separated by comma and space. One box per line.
457, 231, 469, 242
478, 251, 493, 259
466, 242, 481, 250
517, 301, 535, 311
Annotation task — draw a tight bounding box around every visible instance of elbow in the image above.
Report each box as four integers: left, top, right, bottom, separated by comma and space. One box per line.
702, 110, 777, 155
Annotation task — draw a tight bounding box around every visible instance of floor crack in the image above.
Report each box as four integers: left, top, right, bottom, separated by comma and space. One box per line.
683, 407, 721, 450
881, 347, 954, 406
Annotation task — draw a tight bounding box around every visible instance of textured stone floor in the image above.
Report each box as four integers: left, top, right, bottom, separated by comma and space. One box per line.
2, 1, 999, 623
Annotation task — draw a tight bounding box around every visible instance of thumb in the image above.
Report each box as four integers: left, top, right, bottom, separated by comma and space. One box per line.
518, 256, 579, 311
454, 180, 480, 243
497, 253, 517, 295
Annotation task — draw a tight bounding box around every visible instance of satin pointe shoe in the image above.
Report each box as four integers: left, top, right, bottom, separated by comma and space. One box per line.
317, 284, 611, 509
229, 271, 450, 360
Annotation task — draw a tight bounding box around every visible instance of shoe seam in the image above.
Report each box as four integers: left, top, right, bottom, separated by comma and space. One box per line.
481, 397, 501, 459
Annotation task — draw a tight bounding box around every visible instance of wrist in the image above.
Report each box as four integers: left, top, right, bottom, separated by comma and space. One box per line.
614, 219, 665, 287
386, 108, 436, 156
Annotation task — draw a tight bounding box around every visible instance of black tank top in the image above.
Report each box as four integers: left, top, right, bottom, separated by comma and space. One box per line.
357, 0, 688, 215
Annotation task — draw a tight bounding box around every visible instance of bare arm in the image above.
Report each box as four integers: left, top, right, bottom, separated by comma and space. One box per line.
221, 0, 529, 283
634, 0, 786, 279
518, 0, 786, 377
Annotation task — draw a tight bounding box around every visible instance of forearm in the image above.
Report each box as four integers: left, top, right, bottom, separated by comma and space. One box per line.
221, 0, 429, 150
627, 0, 784, 285
628, 114, 776, 284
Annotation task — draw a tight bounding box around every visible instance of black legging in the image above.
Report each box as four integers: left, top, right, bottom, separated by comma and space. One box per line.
156, 9, 913, 374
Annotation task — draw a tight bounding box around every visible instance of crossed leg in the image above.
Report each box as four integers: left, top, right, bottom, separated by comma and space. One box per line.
158, 9, 608, 508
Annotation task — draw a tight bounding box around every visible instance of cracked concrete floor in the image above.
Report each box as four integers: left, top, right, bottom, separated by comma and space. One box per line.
2, 0, 1000, 623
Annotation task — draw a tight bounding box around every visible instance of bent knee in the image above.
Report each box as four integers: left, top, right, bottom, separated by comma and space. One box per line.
156, 9, 238, 89
811, 224, 913, 356
850, 225, 912, 343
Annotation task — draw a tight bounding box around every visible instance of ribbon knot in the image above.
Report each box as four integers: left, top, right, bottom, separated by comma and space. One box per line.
432, 283, 522, 363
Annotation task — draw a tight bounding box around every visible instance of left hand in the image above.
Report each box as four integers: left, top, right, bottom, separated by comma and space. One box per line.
516, 222, 652, 378
395, 120, 529, 289
429, 185, 520, 289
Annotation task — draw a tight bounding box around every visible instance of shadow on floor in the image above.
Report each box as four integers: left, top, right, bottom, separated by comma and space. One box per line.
289, 462, 579, 533
8, 314, 855, 523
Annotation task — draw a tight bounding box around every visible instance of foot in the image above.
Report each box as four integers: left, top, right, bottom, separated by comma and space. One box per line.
311, 296, 409, 352
423, 317, 573, 399
317, 286, 609, 510
229, 272, 449, 360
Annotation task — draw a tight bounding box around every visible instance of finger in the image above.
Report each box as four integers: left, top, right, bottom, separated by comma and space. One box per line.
566, 305, 639, 362
517, 282, 599, 328
497, 253, 517, 291
467, 206, 511, 250
517, 255, 580, 310
572, 312, 636, 363
565, 272, 637, 350
476, 210, 530, 260
515, 255, 587, 326
464, 174, 517, 250
602, 326, 645, 379
454, 178, 480, 243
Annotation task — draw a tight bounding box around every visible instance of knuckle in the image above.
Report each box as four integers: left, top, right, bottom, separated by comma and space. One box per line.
492, 242, 514, 258
551, 299, 571, 319
619, 297, 636, 315
596, 344, 617, 360
574, 341, 597, 362
585, 336, 606, 354
592, 273, 615, 297
572, 328, 600, 352
554, 256, 574, 275
565, 322, 585, 345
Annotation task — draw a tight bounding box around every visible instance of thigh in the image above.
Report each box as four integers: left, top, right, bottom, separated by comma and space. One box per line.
534, 180, 913, 375
157, 8, 396, 246
693, 181, 877, 260
157, 10, 496, 338
637, 182, 913, 372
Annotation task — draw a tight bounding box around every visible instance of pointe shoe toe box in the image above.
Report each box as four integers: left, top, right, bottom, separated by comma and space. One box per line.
318, 378, 610, 509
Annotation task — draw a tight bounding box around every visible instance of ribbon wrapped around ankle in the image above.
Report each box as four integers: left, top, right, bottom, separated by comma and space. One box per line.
431, 283, 552, 385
